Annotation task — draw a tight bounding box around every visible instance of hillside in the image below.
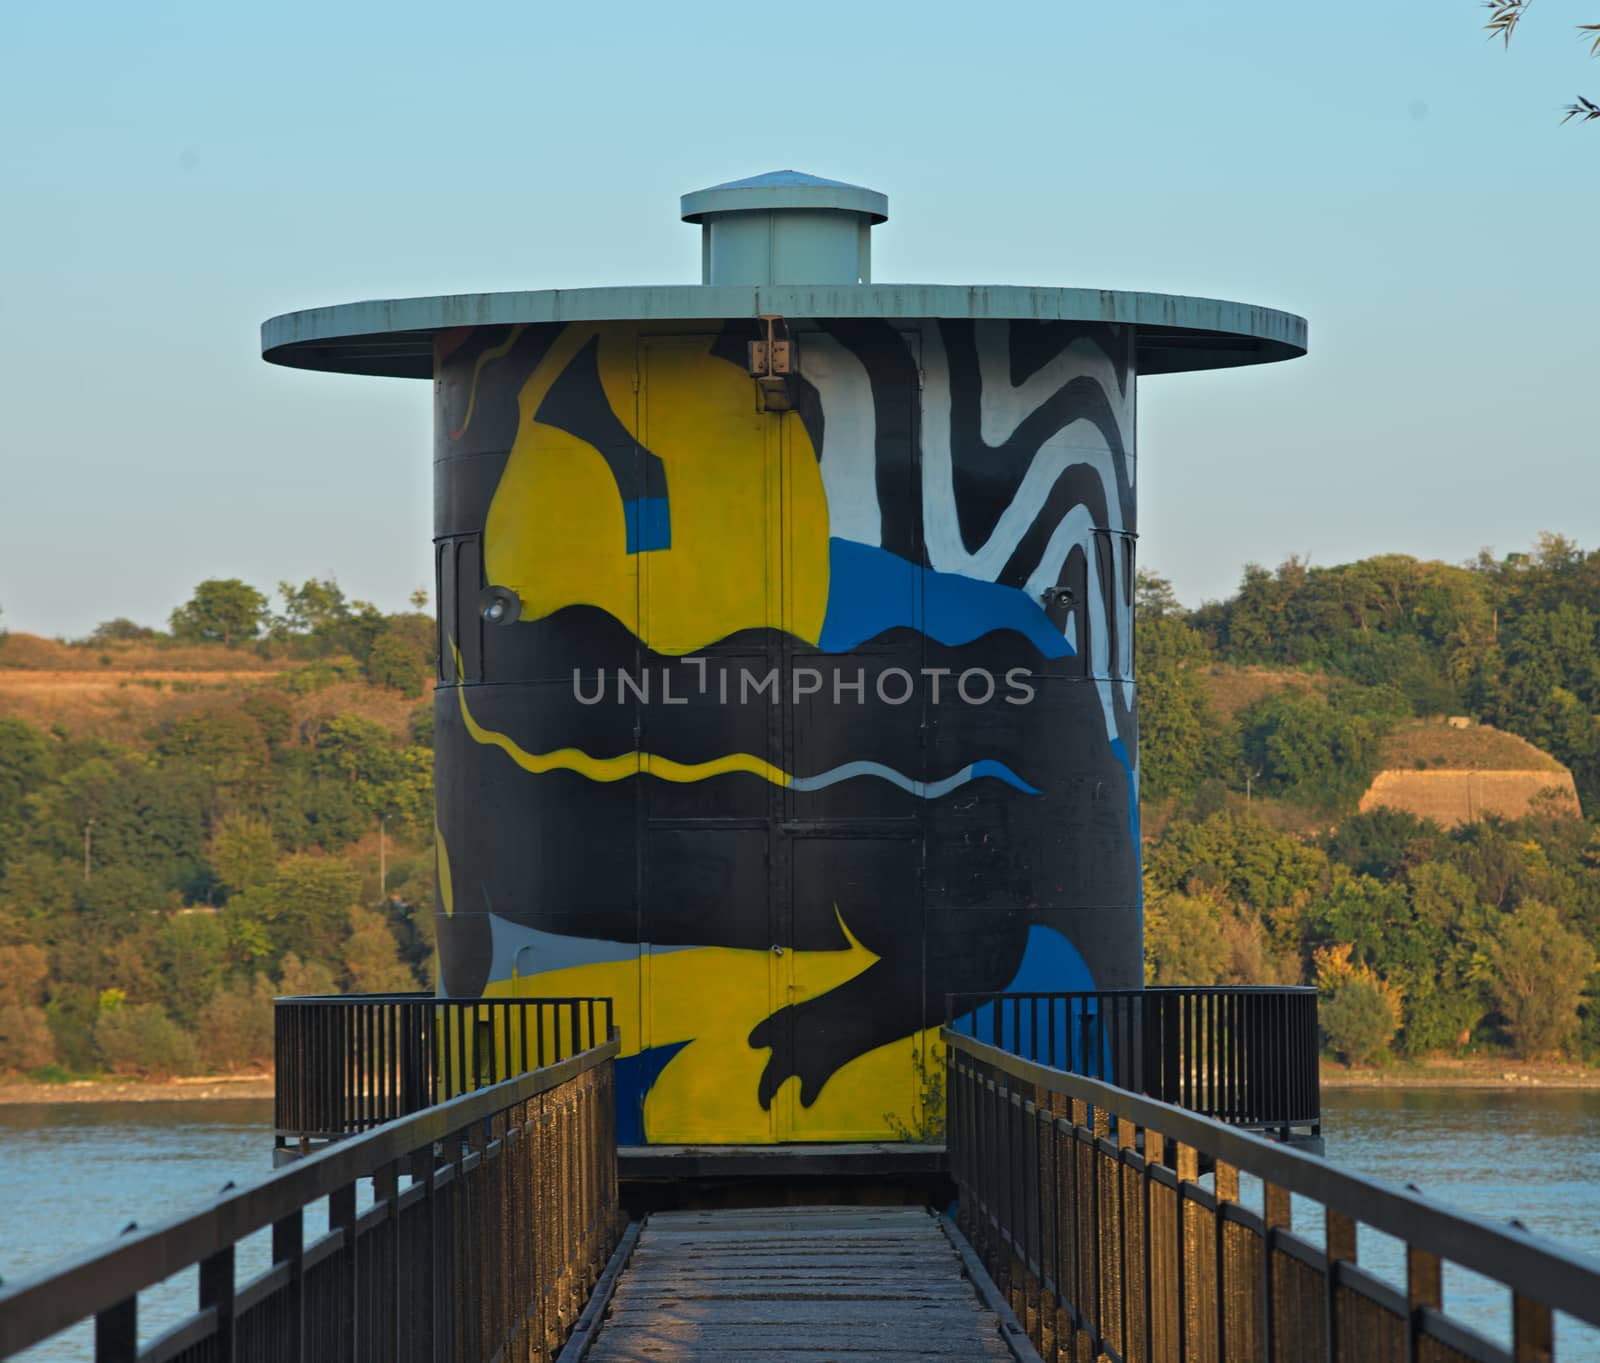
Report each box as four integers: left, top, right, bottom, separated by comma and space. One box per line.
1199, 665, 1322, 720
1377, 719, 1565, 774
0, 580, 438, 1082
1139, 540, 1600, 1066
5, 542, 1600, 1084
1359, 719, 1580, 826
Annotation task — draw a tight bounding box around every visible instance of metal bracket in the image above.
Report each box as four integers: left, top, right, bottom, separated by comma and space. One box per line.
748, 314, 797, 411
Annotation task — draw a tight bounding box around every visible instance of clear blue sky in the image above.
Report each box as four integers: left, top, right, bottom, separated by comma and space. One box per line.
2, 1, 1595, 637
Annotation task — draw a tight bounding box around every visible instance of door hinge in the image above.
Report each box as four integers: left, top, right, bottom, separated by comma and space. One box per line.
748, 315, 797, 412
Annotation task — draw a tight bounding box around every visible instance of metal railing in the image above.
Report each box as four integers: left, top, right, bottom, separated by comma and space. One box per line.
945, 1028, 1600, 1363
0, 1036, 622, 1363
274, 993, 616, 1146
946, 987, 1320, 1137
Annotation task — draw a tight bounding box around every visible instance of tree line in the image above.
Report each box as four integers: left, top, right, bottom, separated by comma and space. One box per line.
1137, 534, 1600, 1065
4, 541, 1600, 1079
0, 579, 436, 1078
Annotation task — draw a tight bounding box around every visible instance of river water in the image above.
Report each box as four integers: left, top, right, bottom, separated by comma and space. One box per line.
1, 1089, 1597, 1360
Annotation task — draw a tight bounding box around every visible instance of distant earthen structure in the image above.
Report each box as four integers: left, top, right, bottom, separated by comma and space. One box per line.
1359, 718, 1581, 827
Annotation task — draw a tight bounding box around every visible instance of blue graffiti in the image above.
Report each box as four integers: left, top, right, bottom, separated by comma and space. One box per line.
818, 539, 1074, 658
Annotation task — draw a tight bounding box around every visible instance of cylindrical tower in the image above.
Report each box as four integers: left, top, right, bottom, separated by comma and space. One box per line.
263, 171, 1305, 1144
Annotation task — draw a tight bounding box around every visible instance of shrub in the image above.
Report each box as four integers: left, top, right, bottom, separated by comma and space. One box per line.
0, 944, 57, 1071
94, 1001, 199, 1078
1239, 691, 1385, 812
1315, 944, 1403, 1064
344, 906, 419, 992
0, 1004, 56, 1072
1320, 978, 1401, 1065
364, 617, 433, 697
1488, 900, 1597, 1057
196, 978, 275, 1072
276, 951, 338, 998
1143, 891, 1230, 986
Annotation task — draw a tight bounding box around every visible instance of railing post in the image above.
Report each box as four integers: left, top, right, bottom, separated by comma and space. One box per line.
272, 1209, 304, 1363
1176, 1140, 1202, 1363
374, 1159, 402, 1362
1406, 1243, 1442, 1363
1145, 1127, 1175, 1363
1261, 1182, 1290, 1363
1117, 1115, 1140, 1363
198, 1245, 235, 1363
1326, 1208, 1357, 1361
1513, 1293, 1554, 1363
330, 1180, 357, 1359
93, 1300, 136, 1363
1215, 1159, 1239, 1363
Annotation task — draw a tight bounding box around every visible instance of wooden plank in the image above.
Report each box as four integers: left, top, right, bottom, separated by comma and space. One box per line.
585, 1207, 1020, 1362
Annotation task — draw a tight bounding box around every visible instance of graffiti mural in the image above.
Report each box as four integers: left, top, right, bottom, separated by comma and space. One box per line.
431, 317, 1142, 1142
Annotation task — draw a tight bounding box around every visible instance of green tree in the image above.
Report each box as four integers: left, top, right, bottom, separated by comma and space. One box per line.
156, 706, 270, 791
0, 716, 53, 858
364, 615, 434, 696
344, 905, 420, 992
310, 714, 432, 834
1144, 810, 1327, 926
1314, 944, 1403, 1065
94, 996, 198, 1078
1239, 690, 1387, 812
195, 977, 275, 1072
87, 618, 158, 644
1399, 861, 1496, 1053
153, 913, 226, 1027
276, 578, 349, 639
1487, 900, 1596, 1057
1135, 614, 1234, 801
0, 944, 57, 1071
0, 853, 75, 947
26, 755, 210, 894
222, 854, 361, 968
276, 950, 339, 998
170, 579, 269, 647
240, 691, 295, 751
263, 766, 366, 852
1320, 979, 1400, 1065
1324, 808, 1444, 881
206, 814, 277, 895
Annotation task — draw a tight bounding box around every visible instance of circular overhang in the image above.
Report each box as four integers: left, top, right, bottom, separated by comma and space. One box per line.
261, 283, 1306, 379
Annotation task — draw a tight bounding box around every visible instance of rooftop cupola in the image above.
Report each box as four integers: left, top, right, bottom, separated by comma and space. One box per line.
680, 169, 888, 287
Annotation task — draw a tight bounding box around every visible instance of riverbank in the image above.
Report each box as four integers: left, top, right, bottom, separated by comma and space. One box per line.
0, 1073, 274, 1104
6, 1059, 1596, 1103
1321, 1057, 1600, 1088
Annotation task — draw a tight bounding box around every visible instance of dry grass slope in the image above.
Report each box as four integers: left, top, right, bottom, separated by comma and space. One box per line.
0, 634, 426, 745
1200, 665, 1322, 719
1378, 719, 1564, 773
1362, 720, 1579, 826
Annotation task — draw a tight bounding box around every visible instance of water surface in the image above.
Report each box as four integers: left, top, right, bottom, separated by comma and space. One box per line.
2, 1089, 1598, 1360
1, 1101, 276, 1363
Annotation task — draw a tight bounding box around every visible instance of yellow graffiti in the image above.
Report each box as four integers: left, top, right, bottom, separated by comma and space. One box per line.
450, 324, 526, 438
484, 909, 926, 1141
454, 657, 792, 788
482, 324, 830, 655
435, 822, 453, 917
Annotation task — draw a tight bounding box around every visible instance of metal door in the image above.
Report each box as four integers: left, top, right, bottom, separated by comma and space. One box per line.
635, 333, 786, 1142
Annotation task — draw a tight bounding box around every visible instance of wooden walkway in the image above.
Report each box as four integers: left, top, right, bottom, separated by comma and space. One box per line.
585, 1206, 1018, 1362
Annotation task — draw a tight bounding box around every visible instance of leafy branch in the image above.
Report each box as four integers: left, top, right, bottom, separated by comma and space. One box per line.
1482, 0, 1600, 121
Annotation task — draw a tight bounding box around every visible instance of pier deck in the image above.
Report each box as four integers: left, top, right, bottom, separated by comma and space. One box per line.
585, 1207, 1017, 1362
